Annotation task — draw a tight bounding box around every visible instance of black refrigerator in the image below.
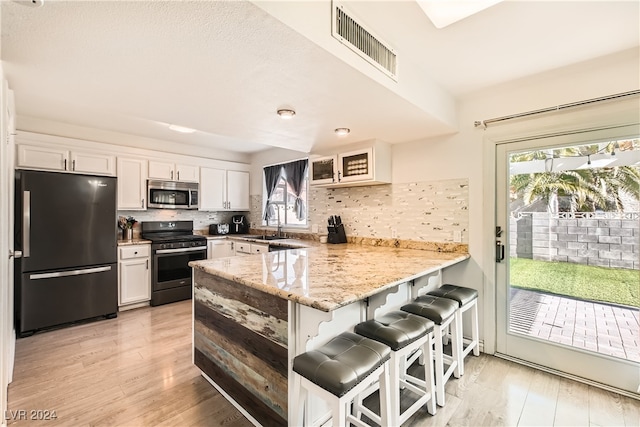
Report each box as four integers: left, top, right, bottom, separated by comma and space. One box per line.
14, 170, 118, 337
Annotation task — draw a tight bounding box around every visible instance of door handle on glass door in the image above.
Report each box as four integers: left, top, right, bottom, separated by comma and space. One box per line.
496, 241, 505, 262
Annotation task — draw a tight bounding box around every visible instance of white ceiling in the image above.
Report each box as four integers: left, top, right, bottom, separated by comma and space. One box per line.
1, 1, 638, 155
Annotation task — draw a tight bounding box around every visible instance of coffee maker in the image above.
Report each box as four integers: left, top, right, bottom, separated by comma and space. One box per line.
230, 215, 249, 234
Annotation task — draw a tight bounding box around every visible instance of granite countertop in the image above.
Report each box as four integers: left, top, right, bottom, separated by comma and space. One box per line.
190, 244, 469, 312
117, 238, 151, 246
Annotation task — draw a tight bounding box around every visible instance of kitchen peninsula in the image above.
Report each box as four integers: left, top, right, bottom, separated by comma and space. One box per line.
190, 242, 469, 426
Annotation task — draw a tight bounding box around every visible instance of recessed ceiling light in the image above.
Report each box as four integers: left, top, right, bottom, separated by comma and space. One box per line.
277, 109, 296, 119
335, 128, 351, 136
168, 124, 196, 134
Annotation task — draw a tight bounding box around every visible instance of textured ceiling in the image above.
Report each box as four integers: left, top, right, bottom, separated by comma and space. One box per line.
1, 0, 638, 155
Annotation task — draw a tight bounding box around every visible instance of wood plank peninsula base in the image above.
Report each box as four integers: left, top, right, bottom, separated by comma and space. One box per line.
194, 271, 288, 426
191, 242, 469, 426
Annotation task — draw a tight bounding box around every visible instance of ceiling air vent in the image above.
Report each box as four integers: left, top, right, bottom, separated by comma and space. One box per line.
332, 2, 398, 81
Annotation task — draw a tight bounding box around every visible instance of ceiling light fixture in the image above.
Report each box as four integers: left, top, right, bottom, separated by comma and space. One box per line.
277, 109, 296, 119
168, 124, 196, 134
334, 128, 351, 136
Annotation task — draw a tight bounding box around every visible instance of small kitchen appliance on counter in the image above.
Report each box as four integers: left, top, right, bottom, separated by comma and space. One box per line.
209, 223, 229, 235
230, 215, 249, 234
327, 215, 347, 244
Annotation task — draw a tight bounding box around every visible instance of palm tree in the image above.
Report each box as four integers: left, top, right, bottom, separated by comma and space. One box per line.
510, 140, 640, 213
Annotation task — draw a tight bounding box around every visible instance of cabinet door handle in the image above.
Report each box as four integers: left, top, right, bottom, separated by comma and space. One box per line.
72, 160, 76, 171
171, 170, 174, 180
63, 159, 67, 170
141, 198, 144, 208
228, 201, 231, 209
177, 171, 180, 180
146, 259, 149, 269
337, 171, 341, 182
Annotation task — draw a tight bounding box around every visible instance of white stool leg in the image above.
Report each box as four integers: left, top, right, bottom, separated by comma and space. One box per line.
470, 300, 480, 356
451, 312, 461, 379
433, 324, 446, 407
379, 360, 392, 427
453, 308, 463, 377
424, 332, 436, 415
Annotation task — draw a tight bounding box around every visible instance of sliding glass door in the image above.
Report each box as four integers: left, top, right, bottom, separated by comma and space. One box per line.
495, 124, 640, 395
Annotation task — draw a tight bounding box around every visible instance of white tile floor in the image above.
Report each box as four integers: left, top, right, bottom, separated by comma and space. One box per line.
509, 288, 640, 361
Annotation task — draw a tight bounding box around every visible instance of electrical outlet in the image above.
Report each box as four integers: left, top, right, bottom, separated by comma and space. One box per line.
391, 228, 398, 239
311, 224, 319, 233
453, 230, 462, 242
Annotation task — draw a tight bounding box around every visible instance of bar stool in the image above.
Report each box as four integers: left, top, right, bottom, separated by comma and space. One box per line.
291, 331, 392, 427
427, 284, 479, 376
401, 295, 459, 407
354, 311, 437, 426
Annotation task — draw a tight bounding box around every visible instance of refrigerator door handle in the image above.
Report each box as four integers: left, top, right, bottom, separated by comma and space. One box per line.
23, 190, 31, 258
29, 265, 112, 280
9, 250, 22, 259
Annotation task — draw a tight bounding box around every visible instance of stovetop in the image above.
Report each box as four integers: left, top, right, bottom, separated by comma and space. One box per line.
143, 234, 206, 244
141, 220, 206, 249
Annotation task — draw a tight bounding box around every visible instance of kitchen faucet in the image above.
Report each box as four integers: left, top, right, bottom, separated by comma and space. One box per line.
268, 201, 283, 237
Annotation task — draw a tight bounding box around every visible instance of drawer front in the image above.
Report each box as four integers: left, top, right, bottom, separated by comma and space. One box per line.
251, 244, 269, 254
119, 245, 150, 260
235, 242, 251, 254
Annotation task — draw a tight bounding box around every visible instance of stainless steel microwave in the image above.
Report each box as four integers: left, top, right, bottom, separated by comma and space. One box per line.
147, 180, 199, 210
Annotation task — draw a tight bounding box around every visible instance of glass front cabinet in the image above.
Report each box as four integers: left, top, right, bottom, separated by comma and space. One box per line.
309, 141, 390, 187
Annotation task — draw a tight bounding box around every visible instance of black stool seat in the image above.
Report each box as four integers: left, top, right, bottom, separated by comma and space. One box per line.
401, 295, 458, 324
355, 311, 435, 351
293, 332, 391, 397
428, 284, 478, 307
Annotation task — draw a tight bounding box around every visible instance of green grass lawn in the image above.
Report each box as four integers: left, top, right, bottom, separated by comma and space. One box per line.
510, 258, 640, 307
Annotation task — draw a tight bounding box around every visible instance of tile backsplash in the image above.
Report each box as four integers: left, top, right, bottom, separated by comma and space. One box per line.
120, 178, 469, 244
117, 209, 247, 237
249, 178, 469, 244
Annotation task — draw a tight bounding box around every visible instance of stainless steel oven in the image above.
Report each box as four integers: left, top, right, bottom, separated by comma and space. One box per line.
142, 221, 207, 306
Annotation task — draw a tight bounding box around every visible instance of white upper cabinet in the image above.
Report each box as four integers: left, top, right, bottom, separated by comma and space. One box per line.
199, 167, 226, 210
70, 151, 116, 175
200, 168, 250, 211
17, 144, 115, 176
310, 140, 391, 187
227, 170, 250, 211
148, 160, 199, 182
117, 157, 148, 210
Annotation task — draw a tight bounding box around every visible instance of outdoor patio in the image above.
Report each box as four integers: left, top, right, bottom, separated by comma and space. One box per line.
509, 287, 640, 362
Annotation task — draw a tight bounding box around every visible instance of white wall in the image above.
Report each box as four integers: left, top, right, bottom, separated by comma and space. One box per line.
393, 47, 640, 351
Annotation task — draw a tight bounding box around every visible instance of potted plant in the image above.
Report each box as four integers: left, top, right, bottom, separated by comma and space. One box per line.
118, 216, 137, 240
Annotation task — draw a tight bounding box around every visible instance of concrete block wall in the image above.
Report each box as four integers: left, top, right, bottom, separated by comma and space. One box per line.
510, 212, 639, 270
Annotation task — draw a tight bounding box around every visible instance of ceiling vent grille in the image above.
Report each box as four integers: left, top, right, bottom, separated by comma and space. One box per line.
331, 2, 398, 81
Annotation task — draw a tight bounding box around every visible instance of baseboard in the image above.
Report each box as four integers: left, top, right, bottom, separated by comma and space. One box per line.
495, 353, 640, 401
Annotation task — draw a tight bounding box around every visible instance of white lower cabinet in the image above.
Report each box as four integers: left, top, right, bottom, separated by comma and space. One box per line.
207, 240, 235, 259
118, 244, 151, 309
235, 241, 268, 255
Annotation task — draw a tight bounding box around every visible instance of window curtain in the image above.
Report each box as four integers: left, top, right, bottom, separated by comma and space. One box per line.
263, 164, 282, 221
283, 159, 308, 221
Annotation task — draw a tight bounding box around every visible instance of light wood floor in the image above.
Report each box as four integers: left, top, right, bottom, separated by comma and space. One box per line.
7, 300, 639, 426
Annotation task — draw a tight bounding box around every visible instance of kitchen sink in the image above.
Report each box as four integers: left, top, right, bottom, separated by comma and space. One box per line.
252, 235, 286, 241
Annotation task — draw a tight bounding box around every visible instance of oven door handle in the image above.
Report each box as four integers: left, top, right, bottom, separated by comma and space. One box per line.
155, 246, 206, 254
